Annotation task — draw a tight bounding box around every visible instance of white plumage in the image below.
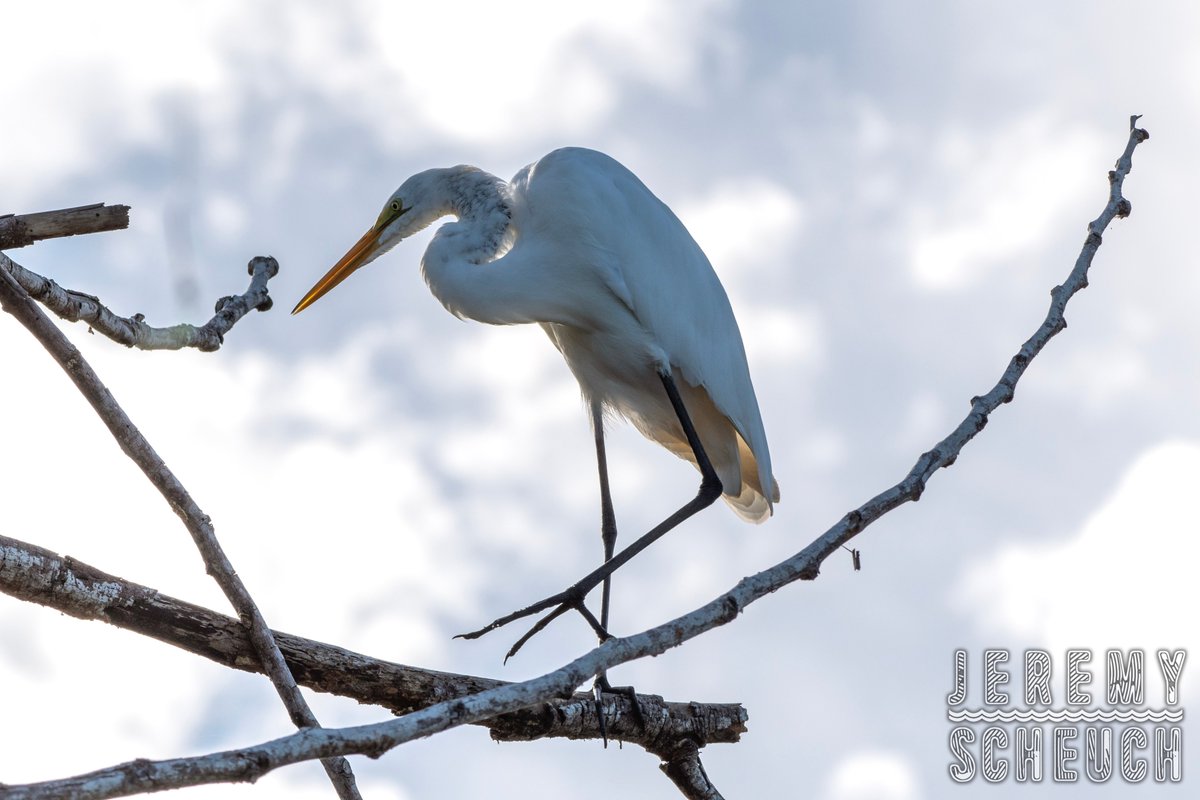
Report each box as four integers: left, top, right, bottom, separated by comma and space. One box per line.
295, 147, 779, 521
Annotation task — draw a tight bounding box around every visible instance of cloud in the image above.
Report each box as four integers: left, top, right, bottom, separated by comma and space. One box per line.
908, 116, 1105, 291
954, 441, 1200, 652
678, 177, 807, 272
366, 0, 732, 142
4, 3, 234, 197
821, 750, 920, 800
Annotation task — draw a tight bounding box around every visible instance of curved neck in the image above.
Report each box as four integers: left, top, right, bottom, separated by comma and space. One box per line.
438, 167, 513, 263
420, 169, 529, 324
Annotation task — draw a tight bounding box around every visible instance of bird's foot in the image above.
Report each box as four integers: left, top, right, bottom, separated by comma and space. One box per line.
593, 673, 646, 747
455, 583, 608, 661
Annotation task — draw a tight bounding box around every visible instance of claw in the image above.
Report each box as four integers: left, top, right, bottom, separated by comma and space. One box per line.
453, 587, 575, 642
593, 673, 647, 746
503, 604, 571, 662
456, 583, 610, 661
593, 682, 609, 747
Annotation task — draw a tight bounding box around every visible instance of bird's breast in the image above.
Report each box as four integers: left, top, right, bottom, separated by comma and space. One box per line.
542, 321, 668, 409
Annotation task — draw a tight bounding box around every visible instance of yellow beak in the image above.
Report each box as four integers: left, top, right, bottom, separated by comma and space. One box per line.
292, 226, 384, 314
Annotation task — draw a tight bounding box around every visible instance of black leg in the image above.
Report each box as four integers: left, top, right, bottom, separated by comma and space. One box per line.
457, 372, 723, 659
592, 401, 618, 632
590, 402, 644, 745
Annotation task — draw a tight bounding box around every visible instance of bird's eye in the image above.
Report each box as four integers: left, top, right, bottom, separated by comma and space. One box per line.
375, 198, 407, 230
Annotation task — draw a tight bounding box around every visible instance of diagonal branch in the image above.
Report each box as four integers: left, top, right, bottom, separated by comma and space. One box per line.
0, 251, 276, 351
0, 533, 747, 749
0, 261, 360, 800
0, 118, 1149, 800
658, 738, 724, 800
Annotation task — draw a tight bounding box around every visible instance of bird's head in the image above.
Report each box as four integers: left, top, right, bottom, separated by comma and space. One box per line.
291, 170, 448, 314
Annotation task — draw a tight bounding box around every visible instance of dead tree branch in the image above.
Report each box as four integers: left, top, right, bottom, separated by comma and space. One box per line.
0, 251, 276, 351
0, 259, 360, 799
0, 203, 129, 249
657, 738, 724, 800
0, 118, 1149, 800
0, 533, 746, 748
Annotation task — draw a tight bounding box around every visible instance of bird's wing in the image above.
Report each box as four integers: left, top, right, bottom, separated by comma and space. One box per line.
523, 148, 778, 517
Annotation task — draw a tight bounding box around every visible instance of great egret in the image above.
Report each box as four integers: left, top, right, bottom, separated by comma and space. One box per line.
293, 147, 779, 655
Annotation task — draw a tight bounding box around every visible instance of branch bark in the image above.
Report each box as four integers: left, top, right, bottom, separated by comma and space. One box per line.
0, 203, 129, 249
0, 533, 746, 748
658, 738, 724, 800
0, 260, 359, 799
0, 252, 277, 351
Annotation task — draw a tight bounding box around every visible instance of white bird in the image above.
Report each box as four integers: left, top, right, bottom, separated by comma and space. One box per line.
293, 147, 779, 652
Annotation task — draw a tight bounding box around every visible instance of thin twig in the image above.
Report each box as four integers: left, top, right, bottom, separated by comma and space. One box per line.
0, 119, 1148, 799
0, 533, 747, 748
0, 252, 276, 351
0, 203, 129, 249
0, 263, 361, 800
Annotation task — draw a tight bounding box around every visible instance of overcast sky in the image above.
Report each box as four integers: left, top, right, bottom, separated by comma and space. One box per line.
3, 2, 1199, 798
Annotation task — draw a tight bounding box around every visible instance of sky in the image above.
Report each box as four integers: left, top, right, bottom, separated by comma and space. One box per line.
2, 1, 1199, 798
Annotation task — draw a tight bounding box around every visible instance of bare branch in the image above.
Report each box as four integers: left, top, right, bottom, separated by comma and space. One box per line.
657, 738, 725, 800
0, 252, 277, 351
0, 263, 360, 799
0, 119, 1148, 799
0, 203, 129, 249
0, 533, 746, 748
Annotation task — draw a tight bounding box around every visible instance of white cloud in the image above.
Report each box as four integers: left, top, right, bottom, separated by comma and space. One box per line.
954, 441, 1200, 651
678, 177, 807, 273
0, 613, 223, 783
1028, 306, 1158, 417
4, 3, 235, 197
5, 1, 734, 202
740, 305, 823, 369
366, 0, 732, 142
909, 116, 1105, 290
821, 750, 920, 800
1035, 343, 1151, 417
